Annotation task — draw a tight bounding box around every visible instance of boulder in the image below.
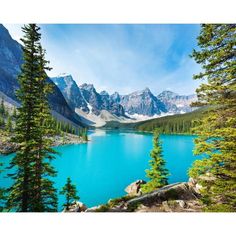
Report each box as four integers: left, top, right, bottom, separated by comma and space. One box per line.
126, 182, 200, 208
125, 180, 146, 196
162, 201, 172, 212
63, 201, 87, 212
176, 200, 186, 208
85, 205, 103, 212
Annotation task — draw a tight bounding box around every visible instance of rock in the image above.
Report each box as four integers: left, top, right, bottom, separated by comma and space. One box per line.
63, 201, 87, 212
188, 177, 197, 186
85, 205, 103, 212
195, 183, 203, 193
162, 201, 172, 212
126, 182, 199, 208
176, 200, 186, 208
125, 180, 146, 196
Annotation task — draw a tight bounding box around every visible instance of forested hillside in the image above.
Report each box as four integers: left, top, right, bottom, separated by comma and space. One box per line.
132, 108, 207, 134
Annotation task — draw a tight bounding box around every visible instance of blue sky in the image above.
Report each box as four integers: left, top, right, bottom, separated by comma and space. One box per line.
5, 24, 201, 95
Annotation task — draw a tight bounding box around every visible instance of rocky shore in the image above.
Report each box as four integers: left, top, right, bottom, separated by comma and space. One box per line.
0, 131, 88, 155
64, 178, 203, 213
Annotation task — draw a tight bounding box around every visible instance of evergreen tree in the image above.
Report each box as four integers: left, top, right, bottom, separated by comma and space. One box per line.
12, 107, 17, 119
189, 24, 236, 212
5, 115, 12, 132
81, 128, 88, 141
141, 130, 169, 193
0, 163, 6, 212
30, 45, 58, 212
7, 24, 58, 212
60, 177, 80, 210
0, 98, 5, 115
0, 116, 4, 127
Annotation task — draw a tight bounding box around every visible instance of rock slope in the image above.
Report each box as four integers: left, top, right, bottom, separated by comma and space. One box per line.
0, 24, 83, 127
84, 180, 203, 212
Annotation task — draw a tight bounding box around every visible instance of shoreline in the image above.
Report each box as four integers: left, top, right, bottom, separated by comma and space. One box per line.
0, 132, 89, 156
0, 129, 195, 156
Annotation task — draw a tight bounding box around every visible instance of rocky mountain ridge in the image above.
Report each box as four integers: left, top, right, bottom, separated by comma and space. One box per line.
0, 24, 197, 128
0, 24, 84, 127
51, 74, 197, 125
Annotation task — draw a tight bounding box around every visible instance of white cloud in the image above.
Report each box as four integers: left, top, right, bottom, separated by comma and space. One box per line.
3, 24, 201, 95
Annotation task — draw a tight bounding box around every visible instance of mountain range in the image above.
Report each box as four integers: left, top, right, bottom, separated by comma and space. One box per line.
0, 24, 197, 127
51, 74, 197, 126
0, 24, 84, 127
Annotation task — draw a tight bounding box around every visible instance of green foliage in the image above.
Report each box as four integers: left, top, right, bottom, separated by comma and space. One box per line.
133, 108, 207, 134
78, 128, 88, 141
95, 204, 110, 212
0, 163, 6, 212
127, 201, 141, 212
0, 98, 5, 115
189, 24, 236, 212
12, 107, 17, 119
141, 130, 169, 193
0, 115, 4, 127
5, 115, 12, 132
108, 195, 133, 208
7, 24, 58, 212
0, 98, 17, 132
0, 188, 6, 212
60, 177, 80, 210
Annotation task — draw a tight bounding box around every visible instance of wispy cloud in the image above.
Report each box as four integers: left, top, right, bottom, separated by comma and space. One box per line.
4, 24, 201, 95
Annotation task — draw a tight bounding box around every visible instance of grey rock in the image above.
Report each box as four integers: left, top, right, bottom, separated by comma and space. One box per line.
63, 201, 87, 212
126, 182, 199, 208
157, 90, 197, 114
176, 200, 187, 208
120, 88, 167, 116
125, 179, 146, 196
51, 74, 89, 113
0, 24, 83, 126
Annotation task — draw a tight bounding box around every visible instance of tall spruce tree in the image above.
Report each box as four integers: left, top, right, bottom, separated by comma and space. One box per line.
60, 177, 80, 210
0, 163, 6, 212
141, 130, 169, 193
0, 98, 5, 115
7, 24, 58, 212
30, 45, 58, 212
6, 115, 12, 132
189, 24, 236, 212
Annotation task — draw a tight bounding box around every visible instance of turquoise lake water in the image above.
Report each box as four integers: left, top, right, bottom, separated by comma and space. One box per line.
0, 130, 200, 209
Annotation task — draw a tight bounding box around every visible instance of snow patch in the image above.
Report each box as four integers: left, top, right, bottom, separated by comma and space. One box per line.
125, 112, 176, 121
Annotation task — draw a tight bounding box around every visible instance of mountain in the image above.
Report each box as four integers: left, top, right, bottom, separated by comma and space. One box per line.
51, 74, 89, 113
0, 24, 197, 127
118, 88, 167, 116
0, 24, 83, 126
157, 90, 197, 114
99, 90, 125, 117
0, 25, 22, 99
51, 74, 125, 118
79, 83, 103, 115
51, 73, 198, 127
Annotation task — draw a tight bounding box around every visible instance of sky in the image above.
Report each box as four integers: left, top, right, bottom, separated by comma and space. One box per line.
4, 24, 201, 95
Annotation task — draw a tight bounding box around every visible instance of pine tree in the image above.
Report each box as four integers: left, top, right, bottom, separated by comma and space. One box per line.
12, 107, 17, 119
0, 98, 5, 115
141, 130, 169, 193
60, 177, 80, 210
82, 128, 88, 141
189, 24, 236, 212
7, 24, 58, 212
0, 163, 6, 212
30, 45, 58, 212
0, 116, 4, 127
5, 115, 12, 132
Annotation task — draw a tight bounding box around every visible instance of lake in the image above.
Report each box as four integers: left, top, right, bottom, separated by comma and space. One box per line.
0, 130, 200, 209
